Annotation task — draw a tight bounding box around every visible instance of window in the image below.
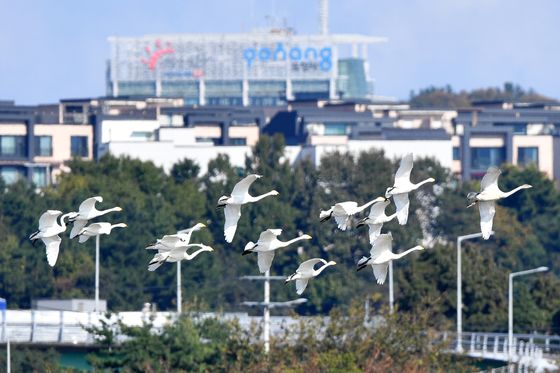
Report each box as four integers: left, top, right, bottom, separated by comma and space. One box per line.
512, 123, 527, 135
517, 147, 538, 167
32, 167, 47, 187
0, 166, 24, 184
471, 147, 505, 170
230, 138, 247, 146
0, 136, 27, 157
324, 123, 347, 136
71, 136, 89, 157
452, 146, 461, 160
34, 136, 53, 156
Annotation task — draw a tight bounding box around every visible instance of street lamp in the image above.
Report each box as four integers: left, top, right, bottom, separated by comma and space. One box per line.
508, 266, 548, 360
240, 271, 307, 353
456, 231, 493, 352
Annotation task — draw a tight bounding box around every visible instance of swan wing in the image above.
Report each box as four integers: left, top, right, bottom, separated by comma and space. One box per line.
231, 174, 261, 198
372, 263, 389, 285
392, 193, 410, 225
258, 229, 282, 243
334, 202, 358, 215
370, 234, 392, 260
38, 210, 62, 231
42, 235, 62, 267
297, 258, 326, 275
257, 250, 275, 273
334, 214, 351, 231
367, 200, 390, 219
479, 201, 496, 240
159, 235, 186, 248
367, 223, 383, 244
295, 279, 310, 295
296, 278, 309, 295
480, 167, 501, 191
69, 218, 88, 239
394, 153, 413, 186
224, 204, 242, 243
78, 196, 102, 215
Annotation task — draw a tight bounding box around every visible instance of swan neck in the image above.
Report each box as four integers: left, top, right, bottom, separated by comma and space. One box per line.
185, 247, 207, 260
281, 236, 306, 247
414, 178, 433, 188
503, 185, 528, 198
251, 191, 276, 202
314, 263, 332, 276
100, 207, 121, 214
394, 246, 422, 259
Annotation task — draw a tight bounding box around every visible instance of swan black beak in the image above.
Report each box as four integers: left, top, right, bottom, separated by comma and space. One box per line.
356, 218, 367, 228
356, 263, 367, 272
242, 250, 251, 256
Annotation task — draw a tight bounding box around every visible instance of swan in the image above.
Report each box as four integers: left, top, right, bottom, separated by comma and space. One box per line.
467, 166, 532, 239
285, 258, 336, 295
320, 196, 387, 231
356, 199, 397, 243
29, 210, 78, 266
148, 244, 214, 271
77, 222, 127, 243
385, 153, 435, 225
242, 229, 312, 273
69, 196, 122, 239
356, 233, 424, 285
217, 174, 279, 243
145, 223, 206, 251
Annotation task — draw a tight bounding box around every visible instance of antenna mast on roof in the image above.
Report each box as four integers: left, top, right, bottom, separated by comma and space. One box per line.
319, 0, 329, 35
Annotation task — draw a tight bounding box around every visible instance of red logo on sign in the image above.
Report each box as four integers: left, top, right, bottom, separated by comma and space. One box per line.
141, 40, 175, 70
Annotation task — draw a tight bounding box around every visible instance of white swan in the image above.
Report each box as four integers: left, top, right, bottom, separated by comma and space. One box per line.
385, 153, 435, 225
319, 197, 387, 231
146, 223, 206, 251
467, 166, 532, 239
242, 229, 312, 273
285, 258, 336, 295
148, 243, 214, 272
217, 174, 279, 243
77, 222, 127, 243
356, 233, 424, 285
29, 210, 78, 266
356, 199, 397, 243
69, 196, 122, 239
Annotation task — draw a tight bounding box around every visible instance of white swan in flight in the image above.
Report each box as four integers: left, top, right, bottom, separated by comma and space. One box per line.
467, 166, 532, 239
29, 210, 78, 266
356, 199, 397, 243
356, 233, 424, 285
145, 223, 206, 251
69, 196, 122, 239
385, 153, 435, 225
77, 222, 127, 243
242, 229, 312, 273
148, 244, 214, 271
285, 258, 336, 295
217, 174, 279, 243
320, 197, 387, 231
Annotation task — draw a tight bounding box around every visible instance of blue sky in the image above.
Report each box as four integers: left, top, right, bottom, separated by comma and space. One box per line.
1, 0, 559, 104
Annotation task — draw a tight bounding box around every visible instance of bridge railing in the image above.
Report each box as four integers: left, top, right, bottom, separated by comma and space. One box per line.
441, 331, 560, 356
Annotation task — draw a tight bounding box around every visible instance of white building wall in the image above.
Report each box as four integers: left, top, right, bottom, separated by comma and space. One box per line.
101, 120, 160, 143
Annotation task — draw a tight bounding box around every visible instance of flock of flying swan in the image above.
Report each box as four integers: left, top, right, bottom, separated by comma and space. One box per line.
29, 153, 532, 298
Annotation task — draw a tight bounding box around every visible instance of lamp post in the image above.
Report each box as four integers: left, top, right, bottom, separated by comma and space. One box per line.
389, 261, 394, 313
508, 266, 548, 360
456, 231, 493, 352
241, 272, 307, 353
95, 235, 100, 312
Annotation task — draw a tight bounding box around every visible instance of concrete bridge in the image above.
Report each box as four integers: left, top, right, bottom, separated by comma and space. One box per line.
2, 310, 559, 371
441, 331, 560, 372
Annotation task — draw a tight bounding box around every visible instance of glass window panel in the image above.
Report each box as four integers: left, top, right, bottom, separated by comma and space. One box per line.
453, 146, 461, 160
32, 167, 47, 187
34, 136, 53, 156
471, 147, 505, 170
0, 166, 23, 184
71, 136, 89, 157
517, 147, 538, 167
324, 123, 347, 136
